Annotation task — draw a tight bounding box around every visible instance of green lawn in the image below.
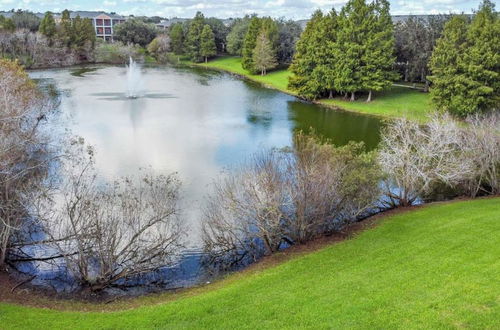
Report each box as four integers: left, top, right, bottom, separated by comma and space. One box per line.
193, 56, 433, 122
1, 198, 499, 329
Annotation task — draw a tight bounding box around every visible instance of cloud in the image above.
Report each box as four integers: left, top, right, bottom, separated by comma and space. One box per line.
0, 0, 479, 18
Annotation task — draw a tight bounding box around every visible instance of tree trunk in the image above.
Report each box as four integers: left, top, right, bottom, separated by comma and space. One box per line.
329, 90, 333, 99
424, 80, 429, 93
205, 56, 208, 63
366, 90, 372, 102
350, 92, 355, 101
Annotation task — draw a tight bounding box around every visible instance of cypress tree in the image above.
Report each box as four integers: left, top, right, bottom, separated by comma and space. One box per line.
460, 0, 499, 114
252, 30, 278, 75
200, 24, 217, 63
242, 16, 262, 72
186, 12, 205, 62
289, 10, 326, 99
39, 11, 56, 39
170, 23, 184, 55
361, 0, 398, 102
428, 16, 470, 115
58, 9, 73, 47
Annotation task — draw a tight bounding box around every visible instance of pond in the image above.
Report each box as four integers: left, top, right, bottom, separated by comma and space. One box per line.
28, 64, 382, 290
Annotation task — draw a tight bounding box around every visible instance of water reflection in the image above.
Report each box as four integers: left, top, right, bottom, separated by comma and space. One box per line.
30, 65, 382, 250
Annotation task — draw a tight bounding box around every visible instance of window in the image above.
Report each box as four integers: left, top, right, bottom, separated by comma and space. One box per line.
96, 27, 104, 35
96, 19, 103, 26
104, 27, 112, 34
105, 36, 111, 41
104, 19, 111, 26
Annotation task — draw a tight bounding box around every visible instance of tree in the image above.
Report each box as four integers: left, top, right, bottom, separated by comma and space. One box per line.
252, 30, 278, 75
360, 0, 398, 102
0, 16, 15, 32
169, 23, 184, 55
114, 18, 157, 47
39, 12, 57, 39
57, 9, 73, 47
394, 15, 449, 89
429, 1, 499, 116
147, 34, 171, 62
200, 24, 216, 63
276, 19, 302, 65
242, 16, 262, 72
289, 10, 338, 99
227, 16, 251, 55
0, 59, 52, 267
72, 16, 96, 49
186, 11, 205, 62
35, 156, 185, 292
11, 10, 40, 31
205, 17, 229, 53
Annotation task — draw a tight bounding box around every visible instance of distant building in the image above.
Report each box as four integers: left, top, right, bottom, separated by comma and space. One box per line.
56, 11, 127, 41
155, 18, 188, 30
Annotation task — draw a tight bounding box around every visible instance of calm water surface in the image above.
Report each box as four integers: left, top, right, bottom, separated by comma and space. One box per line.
30, 64, 382, 249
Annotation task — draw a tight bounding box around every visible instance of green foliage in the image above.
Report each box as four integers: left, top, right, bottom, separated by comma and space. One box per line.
186, 11, 206, 62
290, 0, 397, 101
11, 10, 40, 31
39, 12, 57, 39
429, 0, 499, 116
0, 15, 15, 32
72, 16, 95, 49
276, 19, 302, 65
169, 23, 185, 55
227, 16, 251, 55
252, 31, 278, 75
205, 17, 229, 53
113, 18, 158, 47
394, 15, 450, 86
95, 41, 142, 64
200, 24, 216, 62
242, 17, 279, 74
242, 16, 262, 72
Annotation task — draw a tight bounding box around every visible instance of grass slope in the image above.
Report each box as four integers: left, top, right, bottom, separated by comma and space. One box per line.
195, 56, 432, 122
1, 198, 499, 329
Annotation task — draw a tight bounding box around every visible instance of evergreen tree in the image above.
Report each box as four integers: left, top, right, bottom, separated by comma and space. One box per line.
252, 30, 278, 75
169, 23, 184, 55
242, 16, 262, 72
58, 9, 73, 47
288, 10, 326, 99
428, 15, 471, 115
360, 0, 398, 102
39, 11, 56, 39
200, 24, 217, 63
186, 12, 205, 62
227, 16, 251, 55
0, 16, 15, 32
72, 16, 95, 48
336, 0, 372, 101
460, 0, 499, 114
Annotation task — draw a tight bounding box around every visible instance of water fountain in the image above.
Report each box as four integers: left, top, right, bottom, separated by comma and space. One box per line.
126, 57, 143, 98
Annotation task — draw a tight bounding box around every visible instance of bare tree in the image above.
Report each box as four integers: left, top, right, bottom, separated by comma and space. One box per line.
462, 112, 500, 196
35, 152, 185, 292
0, 59, 52, 268
202, 133, 381, 266
379, 112, 500, 207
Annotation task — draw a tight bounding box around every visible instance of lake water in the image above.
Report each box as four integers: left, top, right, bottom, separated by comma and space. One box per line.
28, 64, 382, 289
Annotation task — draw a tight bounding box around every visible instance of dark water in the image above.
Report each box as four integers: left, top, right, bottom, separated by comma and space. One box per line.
27, 64, 382, 291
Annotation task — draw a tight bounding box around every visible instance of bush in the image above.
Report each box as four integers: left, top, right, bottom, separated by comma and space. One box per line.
379, 112, 500, 207
95, 40, 142, 64
202, 132, 382, 267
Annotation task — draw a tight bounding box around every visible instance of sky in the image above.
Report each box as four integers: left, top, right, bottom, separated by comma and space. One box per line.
0, 0, 483, 20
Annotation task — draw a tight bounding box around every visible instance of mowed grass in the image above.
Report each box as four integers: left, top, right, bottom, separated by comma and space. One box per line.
0, 198, 499, 329
195, 56, 433, 122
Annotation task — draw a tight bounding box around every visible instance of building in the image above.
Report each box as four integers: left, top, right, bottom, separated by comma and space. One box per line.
57, 11, 127, 41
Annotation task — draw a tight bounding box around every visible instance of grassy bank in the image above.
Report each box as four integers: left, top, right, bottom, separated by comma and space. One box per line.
194, 56, 433, 122
1, 198, 498, 329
